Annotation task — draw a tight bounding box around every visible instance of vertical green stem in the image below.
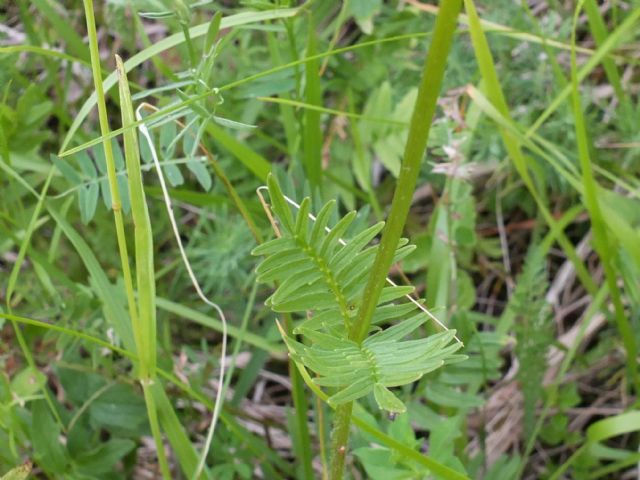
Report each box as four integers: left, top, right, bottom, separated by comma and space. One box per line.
329, 2, 463, 478
117, 55, 171, 477
81, 0, 141, 356
82, 1, 169, 475
329, 402, 353, 479
303, 12, 322, 189
282, 311, 314, 479
350, 0, 462, 344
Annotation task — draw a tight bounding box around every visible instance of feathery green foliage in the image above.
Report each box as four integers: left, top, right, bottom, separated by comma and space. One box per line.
512, 247, 553, 440
253, 176, 464, 414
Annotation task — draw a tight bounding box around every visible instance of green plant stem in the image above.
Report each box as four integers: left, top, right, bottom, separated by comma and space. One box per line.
143, 383, 172, 479
328, 2, 463, 478
329, 403, 353, 479
117, 55, 171, 478
117, 55, 157, 380
81, 0, 141, 358
303, 12, 322, 189
350, 0, 462, 344
283, 313, 314, 477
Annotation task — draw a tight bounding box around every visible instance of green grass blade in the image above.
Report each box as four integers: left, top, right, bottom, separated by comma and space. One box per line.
154, 297, 283, 354
302, 13, 322, 189
31, 0, 90, 63
116, 56, 157, 380
152, 384, 208, 479
0, 45, 90, 66
46, 205, 136, 351
206, 123, 271, 181
117, 55, 171, 478
568, 4, 638, 390
464, 0, 598, 298
583, 0, 629, 112
257, 96, 406, 126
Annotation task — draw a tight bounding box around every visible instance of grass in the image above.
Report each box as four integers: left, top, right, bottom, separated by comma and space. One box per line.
1, 1, 640, 479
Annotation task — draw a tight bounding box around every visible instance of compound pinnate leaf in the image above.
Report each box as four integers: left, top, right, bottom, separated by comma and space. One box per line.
254, 176, 463, 413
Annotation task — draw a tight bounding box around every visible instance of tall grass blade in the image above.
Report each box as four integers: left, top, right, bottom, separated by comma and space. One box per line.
302, 13, 322, 189
464, 0, 598, 298
568, 4, 638, 390
116, 55, 171, 478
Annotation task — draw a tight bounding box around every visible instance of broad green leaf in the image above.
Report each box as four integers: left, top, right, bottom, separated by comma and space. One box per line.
31, 401, 69, 475
74, 439, 135, 474
89, 384, 146, 432
78, 181, 99, 224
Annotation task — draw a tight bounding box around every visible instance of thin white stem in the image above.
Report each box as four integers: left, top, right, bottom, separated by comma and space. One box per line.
256, 186, 463, 346
136, 105, 227, 480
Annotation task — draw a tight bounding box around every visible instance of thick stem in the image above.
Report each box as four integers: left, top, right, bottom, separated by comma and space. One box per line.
329, 403, 353, 480
349, 0, 462, 344
328, 2, 463, 478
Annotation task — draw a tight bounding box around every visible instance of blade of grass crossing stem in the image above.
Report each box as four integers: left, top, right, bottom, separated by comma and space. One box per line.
5, 170, 63, 428
205, 123, 271, 181
569, 4, 638, 391
464, 0, 598, 298
116, 56, 171, 479
329, 3, 464, 479
303, 13, 322, 189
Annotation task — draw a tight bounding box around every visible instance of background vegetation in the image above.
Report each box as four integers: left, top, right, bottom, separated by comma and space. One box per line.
1, 0, 640, 479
